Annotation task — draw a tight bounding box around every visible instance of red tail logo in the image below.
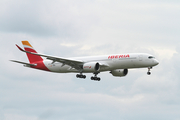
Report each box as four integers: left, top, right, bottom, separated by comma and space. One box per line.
22, 41, 43, 63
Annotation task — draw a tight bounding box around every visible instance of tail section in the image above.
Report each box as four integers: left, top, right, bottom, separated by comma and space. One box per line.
22, 41, 43, 63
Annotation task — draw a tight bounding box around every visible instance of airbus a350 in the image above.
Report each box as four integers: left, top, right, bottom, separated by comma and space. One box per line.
11, 41, 159, 81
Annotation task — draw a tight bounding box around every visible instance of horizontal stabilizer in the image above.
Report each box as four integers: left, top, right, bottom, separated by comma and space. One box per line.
10, 60, 37, 66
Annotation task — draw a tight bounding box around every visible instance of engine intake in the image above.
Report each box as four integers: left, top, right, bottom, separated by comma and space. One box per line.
110, 69, 128, 77
83, 62, 100, 72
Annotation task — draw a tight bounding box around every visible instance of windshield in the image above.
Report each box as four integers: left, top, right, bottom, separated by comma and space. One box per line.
148, 56, 155, 59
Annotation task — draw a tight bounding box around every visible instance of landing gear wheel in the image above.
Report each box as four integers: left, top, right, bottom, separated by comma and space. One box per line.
83, 75, 86, 79
91, 72, 101, 81
76, 74, 86, 79
147, 67, 152, 75
91, 76, 101, 81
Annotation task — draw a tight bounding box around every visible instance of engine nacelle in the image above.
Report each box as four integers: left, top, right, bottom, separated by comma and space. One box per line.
83, 62, 100, 72
110, 69, 128, 77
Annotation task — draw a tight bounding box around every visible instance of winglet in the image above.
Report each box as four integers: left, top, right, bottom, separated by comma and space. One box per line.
16, 44, 25, 52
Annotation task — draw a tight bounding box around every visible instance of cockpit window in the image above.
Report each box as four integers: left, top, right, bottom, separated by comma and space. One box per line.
148, 56, 155, 59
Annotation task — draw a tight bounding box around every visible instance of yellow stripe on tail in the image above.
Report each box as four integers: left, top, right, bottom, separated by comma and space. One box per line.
22, 41, 33, 48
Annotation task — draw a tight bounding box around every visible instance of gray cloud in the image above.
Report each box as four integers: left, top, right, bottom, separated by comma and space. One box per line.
0, 0, 180, 120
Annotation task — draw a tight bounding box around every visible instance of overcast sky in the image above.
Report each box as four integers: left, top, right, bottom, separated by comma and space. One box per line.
0, 0, 180, 120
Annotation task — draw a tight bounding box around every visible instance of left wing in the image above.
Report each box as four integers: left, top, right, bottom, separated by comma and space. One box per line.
16, 44, 84, 70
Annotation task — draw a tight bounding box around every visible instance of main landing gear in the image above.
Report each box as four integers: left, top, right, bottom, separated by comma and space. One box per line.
76, 74, 86, 79
91, 72, 101, 81
147, 67, 152, 75
76, 72, 101, 81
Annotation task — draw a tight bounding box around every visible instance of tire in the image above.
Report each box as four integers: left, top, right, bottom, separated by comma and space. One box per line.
76, 74, 79, 78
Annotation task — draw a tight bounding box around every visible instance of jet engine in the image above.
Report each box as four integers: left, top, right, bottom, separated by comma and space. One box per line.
83, 62, 100, 72
110, 69, 128, 77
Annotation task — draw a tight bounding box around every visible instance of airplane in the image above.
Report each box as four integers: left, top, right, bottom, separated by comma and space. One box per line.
11, 41, 159, 81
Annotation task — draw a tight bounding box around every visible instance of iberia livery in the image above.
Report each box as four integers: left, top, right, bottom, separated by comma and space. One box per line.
11, 41, 159, 81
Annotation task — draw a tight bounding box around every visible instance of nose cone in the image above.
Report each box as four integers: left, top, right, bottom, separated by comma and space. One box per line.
154, 59, 159, 66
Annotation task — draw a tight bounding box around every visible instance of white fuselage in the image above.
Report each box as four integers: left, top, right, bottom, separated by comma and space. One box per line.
43, 53, 159, 73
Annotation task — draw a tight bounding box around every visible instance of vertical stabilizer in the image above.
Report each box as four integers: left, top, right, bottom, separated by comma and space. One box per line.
22, 41, 43, 63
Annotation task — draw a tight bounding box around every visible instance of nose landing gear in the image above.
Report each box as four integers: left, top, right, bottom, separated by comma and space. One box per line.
147, 67, 152, 75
